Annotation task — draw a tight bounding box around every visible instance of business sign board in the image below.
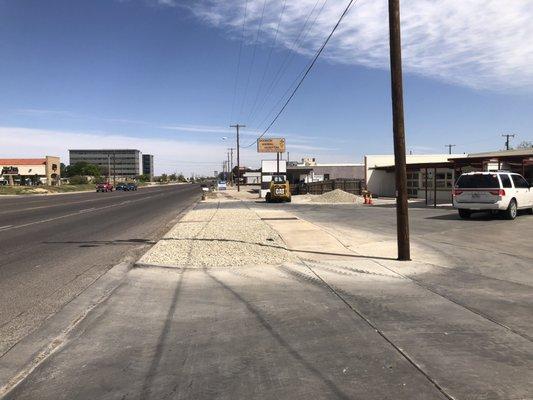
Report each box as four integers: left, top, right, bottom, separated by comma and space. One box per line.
257, 138, 286, 153
1, 166, 19, 175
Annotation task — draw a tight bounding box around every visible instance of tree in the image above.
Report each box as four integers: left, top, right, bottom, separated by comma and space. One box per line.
65, 162, 101, 178
177, 173, 187, 182
137, 174, 151, 182
169, 173, 177, 181
516, 141, 533, 149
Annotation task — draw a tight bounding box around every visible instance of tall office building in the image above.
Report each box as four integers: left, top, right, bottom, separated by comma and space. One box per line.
142, 154, 154, 181
69, 149, 141, 179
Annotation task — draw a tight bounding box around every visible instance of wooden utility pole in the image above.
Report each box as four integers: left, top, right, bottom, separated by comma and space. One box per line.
388, 0, 410, 261
230, 124, 245, 192
228, 147, 235, 185
502, 134, 515, 150
445, 144, 456, 154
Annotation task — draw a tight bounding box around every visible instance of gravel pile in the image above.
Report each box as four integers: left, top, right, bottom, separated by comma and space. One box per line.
310, 189, 364, 204
139, 199, 291, 268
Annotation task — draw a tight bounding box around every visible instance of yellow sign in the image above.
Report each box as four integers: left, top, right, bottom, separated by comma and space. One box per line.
257, 138, 286, 153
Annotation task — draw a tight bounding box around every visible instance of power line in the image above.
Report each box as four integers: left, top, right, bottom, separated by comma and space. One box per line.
230, 0, 250, 123
243, 0, 357, 148
247, 0, 326, 127
245, 0, 287, 124
239, 0, 268, 119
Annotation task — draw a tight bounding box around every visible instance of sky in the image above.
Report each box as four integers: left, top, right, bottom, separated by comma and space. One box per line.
1, 0, 532, 175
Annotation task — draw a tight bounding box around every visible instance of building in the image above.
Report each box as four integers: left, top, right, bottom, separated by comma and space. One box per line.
0, 156, 61, 186
243, 171, 261, 184
287, 158, 365, 184
69, 149, 141, 179
365, 148, 533, 204
365, 154, 459, 202
449, 149, 533, 183
142, 154, 154, 181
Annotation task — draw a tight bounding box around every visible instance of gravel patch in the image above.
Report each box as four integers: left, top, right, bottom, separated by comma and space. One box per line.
292, 189, 364, 204
139, 198, 291, 268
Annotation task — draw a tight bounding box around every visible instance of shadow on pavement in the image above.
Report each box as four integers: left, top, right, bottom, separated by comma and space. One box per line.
202, 268, 352, 400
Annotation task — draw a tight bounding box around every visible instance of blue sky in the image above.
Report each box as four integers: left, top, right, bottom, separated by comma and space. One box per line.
1, 0, 532, 175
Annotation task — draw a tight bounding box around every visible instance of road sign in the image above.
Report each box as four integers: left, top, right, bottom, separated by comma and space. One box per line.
257, 138, 286, 153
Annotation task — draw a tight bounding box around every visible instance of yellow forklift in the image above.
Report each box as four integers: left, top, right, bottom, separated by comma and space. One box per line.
265, 174, 291, 203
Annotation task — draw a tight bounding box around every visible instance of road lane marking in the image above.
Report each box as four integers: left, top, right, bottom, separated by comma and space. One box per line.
0, 194, 161, 232
0, 225, 13, 231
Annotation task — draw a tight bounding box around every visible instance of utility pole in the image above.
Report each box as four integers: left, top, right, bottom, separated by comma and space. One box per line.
388, 0, 410, 261
227, 150, 231, 185
502, 134, 515, 150
230, 124, 245, 192
228, 147, 235, 185
445, 144, 456, 154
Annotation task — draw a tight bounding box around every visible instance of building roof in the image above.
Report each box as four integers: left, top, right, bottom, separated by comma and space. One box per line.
464, 148, 533, 158
0, 158, 46, 165
373, 161, 454, 171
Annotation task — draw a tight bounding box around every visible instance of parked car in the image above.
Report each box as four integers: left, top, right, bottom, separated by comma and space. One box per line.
96, 182, 114, 192
453, 171, 533, 219
116, 183, 128, 191
201, 184, 210, 192
126, 183, 137, 191
217, 181, 227, 191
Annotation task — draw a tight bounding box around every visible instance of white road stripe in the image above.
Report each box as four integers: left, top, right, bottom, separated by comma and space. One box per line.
0, 194, 159, 232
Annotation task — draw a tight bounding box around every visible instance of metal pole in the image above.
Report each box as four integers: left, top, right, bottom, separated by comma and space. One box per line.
433, 167, 437, 208
108, 154, 111, 184
113, 150, 117, 186
230, 124, 245, 192
277, 152, 280, 174
227, 151, 231, 185
388, 0, 410, 260
425, 167, 428, 206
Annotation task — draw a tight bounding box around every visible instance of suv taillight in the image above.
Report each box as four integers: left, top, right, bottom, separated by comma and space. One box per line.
452, 189, 463, 196
489, 189, 505, 196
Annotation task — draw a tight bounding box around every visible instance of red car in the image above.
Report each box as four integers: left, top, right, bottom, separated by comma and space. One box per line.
96, 182, 114, 192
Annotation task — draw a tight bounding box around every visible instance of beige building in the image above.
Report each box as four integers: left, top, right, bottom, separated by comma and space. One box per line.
0, 156, 61, 186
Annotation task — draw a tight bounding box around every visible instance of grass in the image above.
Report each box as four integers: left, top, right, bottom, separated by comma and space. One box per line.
0, 184, 96, 195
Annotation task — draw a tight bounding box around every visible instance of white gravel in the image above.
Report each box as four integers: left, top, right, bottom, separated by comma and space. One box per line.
292, 189, 364, 204
139, 198, 291, 268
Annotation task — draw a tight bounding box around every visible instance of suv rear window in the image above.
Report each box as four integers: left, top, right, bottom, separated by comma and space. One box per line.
456, 174, 500, 189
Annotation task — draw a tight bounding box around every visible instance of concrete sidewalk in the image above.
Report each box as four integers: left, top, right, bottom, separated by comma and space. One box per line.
1, 194, 531, 400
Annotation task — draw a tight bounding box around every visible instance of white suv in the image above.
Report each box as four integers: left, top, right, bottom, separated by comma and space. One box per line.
453, 171, 533, 219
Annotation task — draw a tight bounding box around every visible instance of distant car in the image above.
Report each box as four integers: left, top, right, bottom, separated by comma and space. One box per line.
201, 184, 209, 192
217, 181, 227, 191
453, 171, 533, 220
126, 183, 137, 191
116, 183, 128, 191
96, 182, 113, 192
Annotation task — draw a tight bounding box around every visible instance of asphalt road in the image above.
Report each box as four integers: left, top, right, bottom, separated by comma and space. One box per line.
0, 184, 201, 356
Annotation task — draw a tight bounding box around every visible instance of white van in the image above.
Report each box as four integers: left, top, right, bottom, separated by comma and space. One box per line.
453, 171, 533, 219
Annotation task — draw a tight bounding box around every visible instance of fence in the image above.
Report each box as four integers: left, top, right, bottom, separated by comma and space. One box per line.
292, 179, 365, 196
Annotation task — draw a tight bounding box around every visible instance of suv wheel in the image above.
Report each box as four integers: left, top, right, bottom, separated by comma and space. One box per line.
458, 209, 471, 219
504, 199, 517, 220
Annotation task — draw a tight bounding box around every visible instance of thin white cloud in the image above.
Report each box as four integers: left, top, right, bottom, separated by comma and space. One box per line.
0, 127, 227, 176
186, 0, 533, 91
0, 126, 354, 175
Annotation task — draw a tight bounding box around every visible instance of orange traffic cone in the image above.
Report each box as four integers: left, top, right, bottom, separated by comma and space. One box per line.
368, 194, 373, 205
